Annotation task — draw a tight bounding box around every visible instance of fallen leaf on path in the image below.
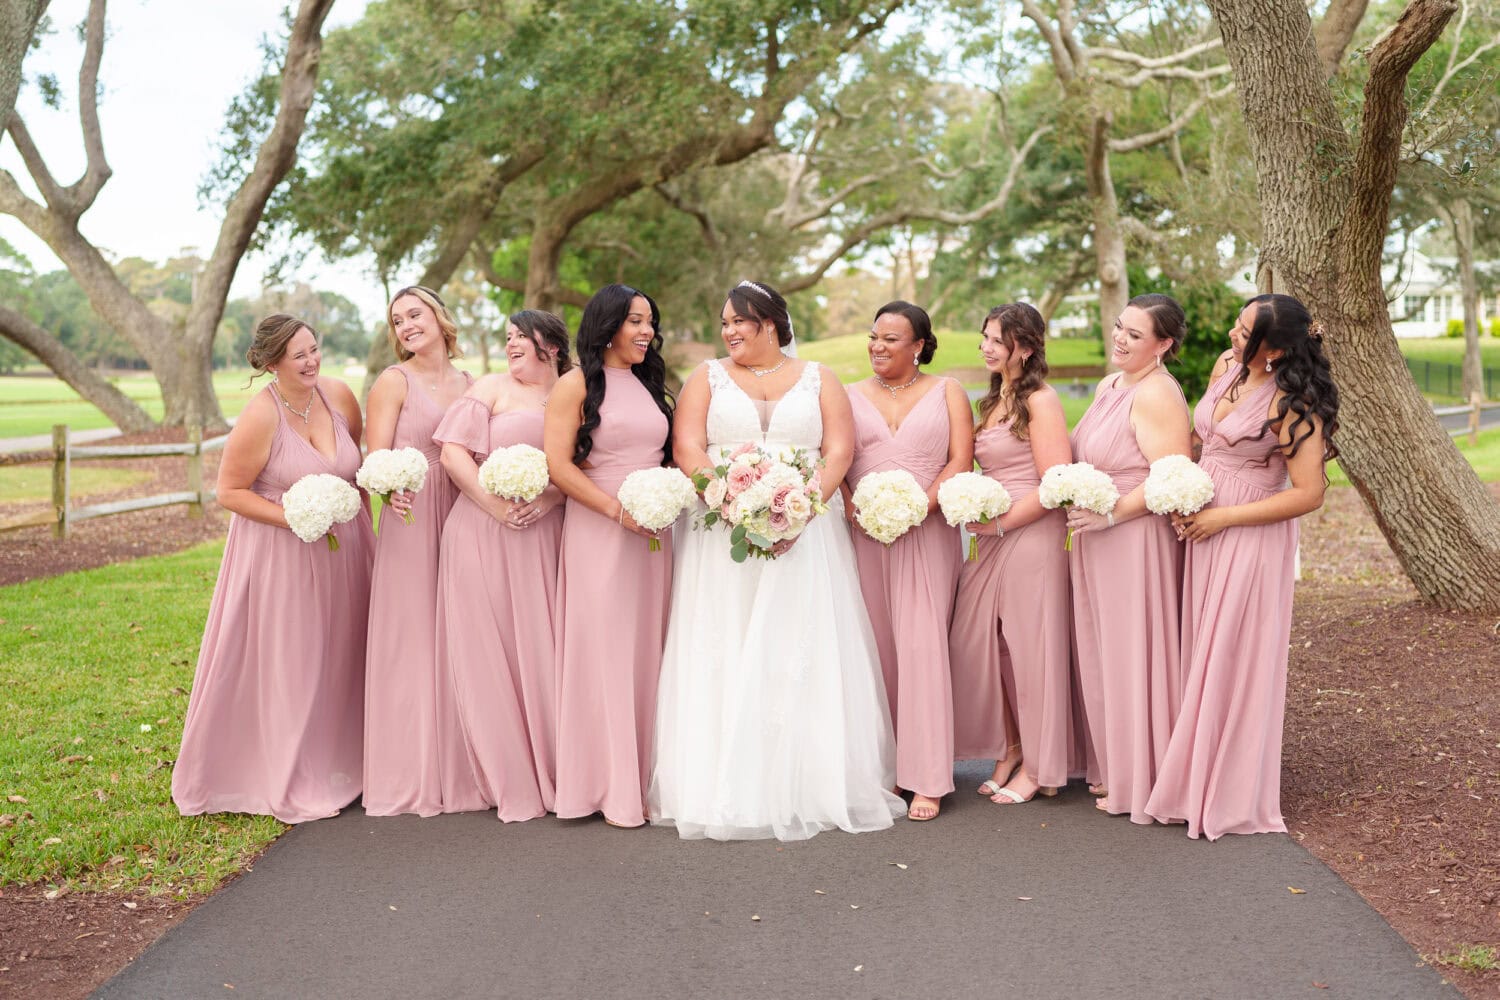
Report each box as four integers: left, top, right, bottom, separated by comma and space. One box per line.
41, 837, 61, 846
7, 795, 26, 804
1313, 983, 1328, 989
813, 889, 826, 895
1017, 896, 1033, 901
43, 889, 60, 900
854, 965, 863, 973
75, 932, 96, 940
849, 904, 860, 910
750, 914, 760, 922
62, 754, 85, 764
122, 901, 137, 909
388, 905, 397, 911
888, 862, 908, 870
1288, 887, 1307, 894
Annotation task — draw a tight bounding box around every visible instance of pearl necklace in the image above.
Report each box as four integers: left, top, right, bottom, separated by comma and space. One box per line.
272, 380, 314, 424
741, 355, 788, 378
874, 372, 920, 397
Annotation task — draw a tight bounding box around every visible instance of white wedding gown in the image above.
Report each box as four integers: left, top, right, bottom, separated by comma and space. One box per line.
648, 360, 905, 840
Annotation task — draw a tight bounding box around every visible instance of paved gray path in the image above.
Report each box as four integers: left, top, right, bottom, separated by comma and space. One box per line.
0, 426, 122, 454
95, 764, 1455, 999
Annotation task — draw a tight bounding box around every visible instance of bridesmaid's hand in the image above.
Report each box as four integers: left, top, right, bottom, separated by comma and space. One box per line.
1175, 507, 1229, 542
1065, 508, 1110, 535
505, 488, 563, 531
615, 503, 657, 539
387, 490, 414, 517
483, 494, 518, 526
964, 519, 1001, 537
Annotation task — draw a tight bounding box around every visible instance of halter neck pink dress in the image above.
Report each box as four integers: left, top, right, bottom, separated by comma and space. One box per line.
554, 366, 673, 826
949, 418, 1073, 788
362, 366, 477, 816
173, 384, 373, 823
1147, 368, 1297, 839
433, 397, 562, 822
847, 382, 961, 800
1070, 370, 1185, 823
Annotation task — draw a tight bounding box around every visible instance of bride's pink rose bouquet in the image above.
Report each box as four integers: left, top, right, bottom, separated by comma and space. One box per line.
695, 443, 827, 562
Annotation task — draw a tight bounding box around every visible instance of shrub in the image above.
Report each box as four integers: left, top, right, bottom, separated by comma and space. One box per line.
1447, 318, 1465, 338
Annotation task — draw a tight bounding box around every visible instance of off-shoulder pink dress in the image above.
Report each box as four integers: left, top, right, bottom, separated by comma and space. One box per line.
1147, 369, 1296, 839
554, 366, 673, 826
1070, 371, 1185, 823
173, 385, 373, 824
949, 420, 1073, 788
847, 384, 961, 799
433, 398, 561, 822
362, 367, 475, 816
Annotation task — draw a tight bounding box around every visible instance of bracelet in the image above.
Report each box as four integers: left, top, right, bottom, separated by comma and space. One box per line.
1106, 512, 1115, 528
994, 524, 1005, 538
617, 505, 625, 526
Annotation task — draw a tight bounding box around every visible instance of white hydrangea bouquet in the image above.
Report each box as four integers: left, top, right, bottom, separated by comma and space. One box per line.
694, 443, 827, 563
1038, 461, 1119, 551
617, 466, 698, 552
282, 473, 362, 551
355, 447, 428, 533
1143, 454, 1215, 517
938, 471, 1013, 561
851, 469, 929, 545
477, 443, 550, 503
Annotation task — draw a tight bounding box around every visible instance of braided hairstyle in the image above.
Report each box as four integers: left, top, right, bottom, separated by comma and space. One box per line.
976, 303, 1050, 441
1237, 293, 1340, 461
572, 284, 674, 466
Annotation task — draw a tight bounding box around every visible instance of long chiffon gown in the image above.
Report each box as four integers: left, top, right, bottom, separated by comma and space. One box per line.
949, 420, 1073, 788
649, 360, 905, 841
553, 366, 674, 826
1070, 371, 1185, 824
847, 384, 961, 800
362, 367, 479, 816
173, 385, 373, 824
1147, 369, 1296, 839
433, 398, 561, 822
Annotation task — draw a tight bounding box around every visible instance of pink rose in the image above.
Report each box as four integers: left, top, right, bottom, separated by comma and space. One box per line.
726, 462, 758, 494
729, 443, 757, 460
769, 484, 793, 514
768, 510, 791, 534
806, 469, 822, 497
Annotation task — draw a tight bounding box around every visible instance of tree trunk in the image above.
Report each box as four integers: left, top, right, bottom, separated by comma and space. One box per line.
158, 329, 225, 432
0, 1, 49, 132
1209, 0, 1500, 611
1451, 197, 1484, 401
0, 303, 155, 432
1085, 116, 1129, 338
524, 224, 566, 312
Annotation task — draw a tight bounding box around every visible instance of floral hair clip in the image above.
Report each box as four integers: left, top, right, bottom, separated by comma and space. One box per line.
1308, 321, 1325, 341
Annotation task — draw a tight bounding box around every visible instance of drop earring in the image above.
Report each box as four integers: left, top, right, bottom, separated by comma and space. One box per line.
1265, 358, 1273, 373
1154, 353, 1162, 368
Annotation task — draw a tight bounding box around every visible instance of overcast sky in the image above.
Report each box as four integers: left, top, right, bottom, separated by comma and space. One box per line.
0, 0, 382, 319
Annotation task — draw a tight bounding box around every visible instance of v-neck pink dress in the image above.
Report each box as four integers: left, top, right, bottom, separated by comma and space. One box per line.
1147, 368, 1297, 839
847, 382, 961, 800
949, 418, 1073, 788
433, 397, 562, 822
362, 367, 477, 817
1070, 370, 1186, 823
554, 366, 674, 826
173, 384, 374, 824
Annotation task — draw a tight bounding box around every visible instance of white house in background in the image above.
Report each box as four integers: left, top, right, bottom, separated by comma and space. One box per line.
1386, 249, 1499, 338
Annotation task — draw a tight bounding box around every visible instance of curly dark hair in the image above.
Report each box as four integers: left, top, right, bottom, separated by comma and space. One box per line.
1237, 293, 1340, 462
874, 300, 937, 365
572, 284, 674, 466
976, 303, 1050, 441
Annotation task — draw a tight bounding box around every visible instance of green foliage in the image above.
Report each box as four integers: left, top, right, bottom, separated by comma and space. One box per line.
1491, 318, 1500, 338
1129, 266, 1242, 402
1446, 318, 1466, 338
1435, 944, 1499, 973
0, 543, 285, 895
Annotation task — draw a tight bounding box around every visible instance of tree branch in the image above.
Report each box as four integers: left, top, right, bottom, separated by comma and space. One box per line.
1345, 0, 1460, 268
1019, 0, 1077, 82
1088, 36, 1224, 68
1314, 0, 1371, 76
653, 182, 720, 251
1107, 83, 1235, 152
0, 125, 62, 220
0, 303, 155, 432
1417, 6, 1500, 116
417, 147, 547, 291
477, 253, 589, 309
1097, 62, 1233, 88
66, 0, 111, 214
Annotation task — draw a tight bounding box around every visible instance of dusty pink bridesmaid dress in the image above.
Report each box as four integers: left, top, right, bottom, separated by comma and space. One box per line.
432, 398, 561, 822
553, 366, 673, 826
847, 384, 962, 800
1070, 371, 1185, 824
949, 421, 1073, 788
1147, 369, 1296, 839
173, 385, 373, 824
362, 368, 478, 816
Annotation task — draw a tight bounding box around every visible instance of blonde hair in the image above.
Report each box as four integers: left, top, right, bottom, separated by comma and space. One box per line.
246, 314, 317, 382
387, 285, 463, 361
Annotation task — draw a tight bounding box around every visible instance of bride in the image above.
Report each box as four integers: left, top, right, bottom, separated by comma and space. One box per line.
648, 280, 905, 840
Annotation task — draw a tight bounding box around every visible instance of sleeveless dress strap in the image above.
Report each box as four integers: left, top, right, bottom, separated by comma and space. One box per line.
705, 359, 732, 394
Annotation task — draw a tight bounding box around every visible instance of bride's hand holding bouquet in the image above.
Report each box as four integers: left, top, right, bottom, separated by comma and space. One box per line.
694, 443, 827, 562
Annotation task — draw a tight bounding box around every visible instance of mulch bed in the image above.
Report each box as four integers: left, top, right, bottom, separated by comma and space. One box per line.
1, 450, 1497, 997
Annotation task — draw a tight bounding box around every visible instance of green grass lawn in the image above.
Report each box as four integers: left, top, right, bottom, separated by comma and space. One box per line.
0, 541, 285, 896
0, 465, 153, 505
799, 330, 1105, 383
1327, 426, 1500, 487
1395, 338, 1500, 367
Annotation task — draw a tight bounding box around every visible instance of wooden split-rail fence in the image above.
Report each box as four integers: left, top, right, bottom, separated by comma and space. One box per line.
1, 424, 229, 538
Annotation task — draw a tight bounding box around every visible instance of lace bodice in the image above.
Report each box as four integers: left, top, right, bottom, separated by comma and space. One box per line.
705, 360, 824, 461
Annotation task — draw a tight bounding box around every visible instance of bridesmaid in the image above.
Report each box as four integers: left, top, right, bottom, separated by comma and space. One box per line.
1066, 293, 1192, 824
173, 315, 373, 823
546, 284, 675, 827
949, 303, 1074, 805
362, 285, 477, 816
1147, 294, 1338, 839
434, 310, 570, 821
846, 300, 971, 821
